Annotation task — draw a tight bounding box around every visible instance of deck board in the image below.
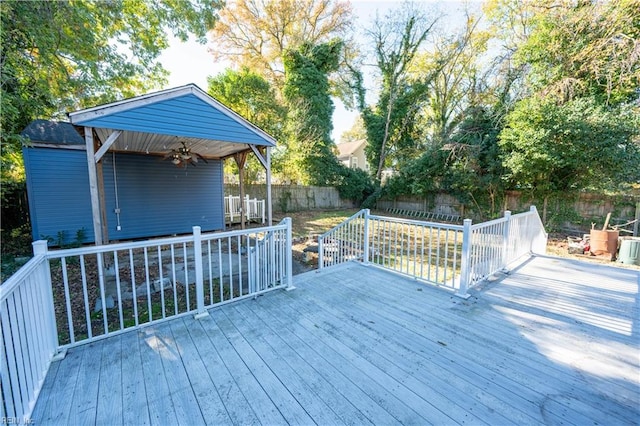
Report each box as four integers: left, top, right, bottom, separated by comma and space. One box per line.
31, 255, 640, 425
119, 329, 150, 426
95, 334, 122, 426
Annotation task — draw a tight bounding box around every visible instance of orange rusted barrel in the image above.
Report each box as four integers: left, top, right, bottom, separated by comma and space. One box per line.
589, 230, 619, 260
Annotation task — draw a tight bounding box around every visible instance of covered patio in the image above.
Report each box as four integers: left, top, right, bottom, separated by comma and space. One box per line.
67, 83, 276, 244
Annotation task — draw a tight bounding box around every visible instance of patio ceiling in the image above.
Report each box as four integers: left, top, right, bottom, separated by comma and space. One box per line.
68, 84, 276, 159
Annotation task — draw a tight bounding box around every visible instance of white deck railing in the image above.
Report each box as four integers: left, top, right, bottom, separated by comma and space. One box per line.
225, 195, 266, 224
0, 242, 58, 422
0, 219, 293, 421
319, 206, 547, 297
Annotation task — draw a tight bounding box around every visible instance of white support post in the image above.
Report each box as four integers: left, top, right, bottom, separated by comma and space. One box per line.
193, 226, 209, 319
284, 217, 295, 290
456, 219, 473, 299
318, 235, 324, 270
363, 209, 370, 265
501, 210, 511, 272
266, 147, 273, 226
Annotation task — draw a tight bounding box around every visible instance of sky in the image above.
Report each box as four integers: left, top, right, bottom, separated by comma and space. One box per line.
158, 0, 480, 142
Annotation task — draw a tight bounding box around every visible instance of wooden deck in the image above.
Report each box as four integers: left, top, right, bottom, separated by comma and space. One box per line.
32, 256, 640, 425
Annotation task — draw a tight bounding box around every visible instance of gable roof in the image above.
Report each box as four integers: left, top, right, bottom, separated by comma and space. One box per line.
336, 139, 366, 160
21, 120, 84, 145
67, 84, 276, 159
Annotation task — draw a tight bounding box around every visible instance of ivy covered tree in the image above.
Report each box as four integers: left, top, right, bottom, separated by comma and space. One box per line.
282, 39, 373, 201
282, 39, 343, 185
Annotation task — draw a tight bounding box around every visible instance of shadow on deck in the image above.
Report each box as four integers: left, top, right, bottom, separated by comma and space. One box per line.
32, 256, 640, 425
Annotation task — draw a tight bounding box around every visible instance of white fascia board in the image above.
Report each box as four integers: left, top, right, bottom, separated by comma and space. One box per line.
68, 85, 195, 124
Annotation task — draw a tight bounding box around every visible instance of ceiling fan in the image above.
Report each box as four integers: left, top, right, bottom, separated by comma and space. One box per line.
163, 141, 208, 167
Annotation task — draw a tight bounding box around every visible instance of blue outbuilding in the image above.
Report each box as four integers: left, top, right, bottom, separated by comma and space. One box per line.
22, 84, 276, 245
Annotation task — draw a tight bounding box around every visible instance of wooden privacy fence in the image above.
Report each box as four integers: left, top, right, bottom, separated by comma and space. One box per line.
318, 207, 547, 297
225, 184, 356, 212
0, 220, 294, 421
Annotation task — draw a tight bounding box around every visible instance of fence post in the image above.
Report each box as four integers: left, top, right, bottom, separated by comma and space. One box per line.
501, 210, 511, 272
363, 209, 370, 265
284, 217, 295, 290
193, 226, 208, 319
318, 235, 324, 270
456, 219, 472, 299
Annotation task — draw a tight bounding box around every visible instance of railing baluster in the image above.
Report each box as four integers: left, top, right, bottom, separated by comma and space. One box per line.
61, 258, 75, 344
80, 255, 92, 339
144, 247, 152, 322
129, 249, 139, 327
237, 235, 243, 297
171, 244, 178, 315
157, 246, 165, 319
114, 252, 124, 330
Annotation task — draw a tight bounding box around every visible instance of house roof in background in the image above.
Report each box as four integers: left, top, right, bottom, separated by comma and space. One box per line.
66, 84, 276, 159
21, 120, 84, 145
336, 139, 366, 159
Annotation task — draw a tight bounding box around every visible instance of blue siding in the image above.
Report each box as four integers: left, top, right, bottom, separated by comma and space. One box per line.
101, 154, 224, 241
23, 147, 224, 245
77, 95, 273, 145
23, 148, 94, 244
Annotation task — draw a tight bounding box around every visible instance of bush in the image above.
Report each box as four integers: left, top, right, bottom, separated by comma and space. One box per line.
334, 166, 375, 205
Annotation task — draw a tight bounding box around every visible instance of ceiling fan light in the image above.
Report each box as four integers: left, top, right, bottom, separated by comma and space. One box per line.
172, 157, 181, 165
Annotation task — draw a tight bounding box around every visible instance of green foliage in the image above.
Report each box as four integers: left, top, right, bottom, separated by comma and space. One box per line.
41, 228, 87, 249
334, 167, 375, 205
208, 67, 287, 183
381, 106, 506, 219
500, 96, 640, 195
350, 4, 438, 181
207, 68, 286, 141
515, 0, 640, 106
0, 0, 220, 203
282, 39, 343, 185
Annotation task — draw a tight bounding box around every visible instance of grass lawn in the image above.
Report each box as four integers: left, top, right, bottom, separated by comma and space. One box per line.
273, 208, 362, 239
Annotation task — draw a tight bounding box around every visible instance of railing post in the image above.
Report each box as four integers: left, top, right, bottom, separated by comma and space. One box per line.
456, 219, 472, 299
284, 217, 295, 290
33, 240, 65, 358
318, 235, 324, 270
363, 209, 370, 265
193, 226, 209, 319
501, 210, 511, 272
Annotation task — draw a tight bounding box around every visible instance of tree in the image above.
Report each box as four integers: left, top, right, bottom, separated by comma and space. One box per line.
210, 0, 353, 87
350, 3, 439, 181
410, 13, 489, 145
0, 0, 221, 202
514, 0, 640, 105
282, 39, 343, 184
207, 68, 286, 141
499, 96, 640, 203
207, 68, 286, 183
339, 116, 367, 144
